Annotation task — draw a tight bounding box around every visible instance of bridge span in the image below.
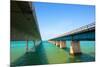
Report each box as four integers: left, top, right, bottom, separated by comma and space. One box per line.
48, 23, 95, 55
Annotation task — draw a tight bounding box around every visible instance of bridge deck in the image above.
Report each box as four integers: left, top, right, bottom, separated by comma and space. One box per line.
49, 23, 95, 41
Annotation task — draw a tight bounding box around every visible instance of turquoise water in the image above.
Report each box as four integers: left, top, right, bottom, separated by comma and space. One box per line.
10, 41, 95, 65
10, 41, 35, 63
66, 41, 95, 57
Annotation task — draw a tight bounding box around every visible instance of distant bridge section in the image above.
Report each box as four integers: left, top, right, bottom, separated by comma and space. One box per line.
49, 23, 95, 41
48, 22, 95, 55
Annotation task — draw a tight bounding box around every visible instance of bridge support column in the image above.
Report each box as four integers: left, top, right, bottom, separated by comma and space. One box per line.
52, 41, 56, 45
48, 41, 52, 43
60, 41, 66, 48
48, 41, 56, 45
26, 40, 28, 52
56, 41, 60, 46
70, 41, 81, 55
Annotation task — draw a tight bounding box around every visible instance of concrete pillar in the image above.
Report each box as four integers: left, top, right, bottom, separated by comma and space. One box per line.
26, 40, 28, 52
52, 41, 56, 45
60, 41, 66, 48
70, 41, 81, 55
30, 41, 36, 52
56, 41, 60, 46
48, 40, 52, 43
48, 40, 56, 45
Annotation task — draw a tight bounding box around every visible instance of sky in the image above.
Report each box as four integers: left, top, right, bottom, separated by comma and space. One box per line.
32, 2, 95, 40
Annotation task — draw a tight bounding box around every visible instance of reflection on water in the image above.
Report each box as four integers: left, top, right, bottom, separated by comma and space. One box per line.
10, 41, 95, 66
69, 53, 95, 63
40, 41, 95, 64
10, 41, 35, 63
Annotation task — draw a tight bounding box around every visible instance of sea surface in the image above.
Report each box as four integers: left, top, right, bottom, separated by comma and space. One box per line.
10, 41, 95, 65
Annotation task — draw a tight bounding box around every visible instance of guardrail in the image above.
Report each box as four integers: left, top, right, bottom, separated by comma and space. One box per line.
53, 22, 95, 39
67, 22, 95, 35
49, 22, 95, 40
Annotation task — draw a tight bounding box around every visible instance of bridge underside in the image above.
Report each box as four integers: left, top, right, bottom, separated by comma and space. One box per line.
11, 1, 41, 41
48, 28, 95, 55
50, 29, 95, 41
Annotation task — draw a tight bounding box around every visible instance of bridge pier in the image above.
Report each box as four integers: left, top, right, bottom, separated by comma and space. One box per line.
60, 41, 66, 48
56, 41, 60, 46
26, 40, 29, 52
48, 40, 52, 43
53, 41, 56, 45
48, 41, 56, 45
70, 41, 81, 55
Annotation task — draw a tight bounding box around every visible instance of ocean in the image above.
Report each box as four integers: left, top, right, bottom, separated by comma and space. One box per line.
10, 41, 95, 65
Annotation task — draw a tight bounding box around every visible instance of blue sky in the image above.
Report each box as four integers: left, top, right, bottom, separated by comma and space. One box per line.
33, 2, 95, 40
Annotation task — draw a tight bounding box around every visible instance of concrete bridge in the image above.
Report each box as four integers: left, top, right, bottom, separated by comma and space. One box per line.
48, 23, 95, 55
11, 1, 95, 66
11, 1, 42, 52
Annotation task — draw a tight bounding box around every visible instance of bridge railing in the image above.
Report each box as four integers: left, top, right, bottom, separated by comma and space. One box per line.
49, 22, 95, 40
62, 22, 95, 36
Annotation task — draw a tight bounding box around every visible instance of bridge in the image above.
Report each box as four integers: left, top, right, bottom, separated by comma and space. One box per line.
11, 1, 95, 66
48, 23, 95, 55
11, 1, 42, 52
